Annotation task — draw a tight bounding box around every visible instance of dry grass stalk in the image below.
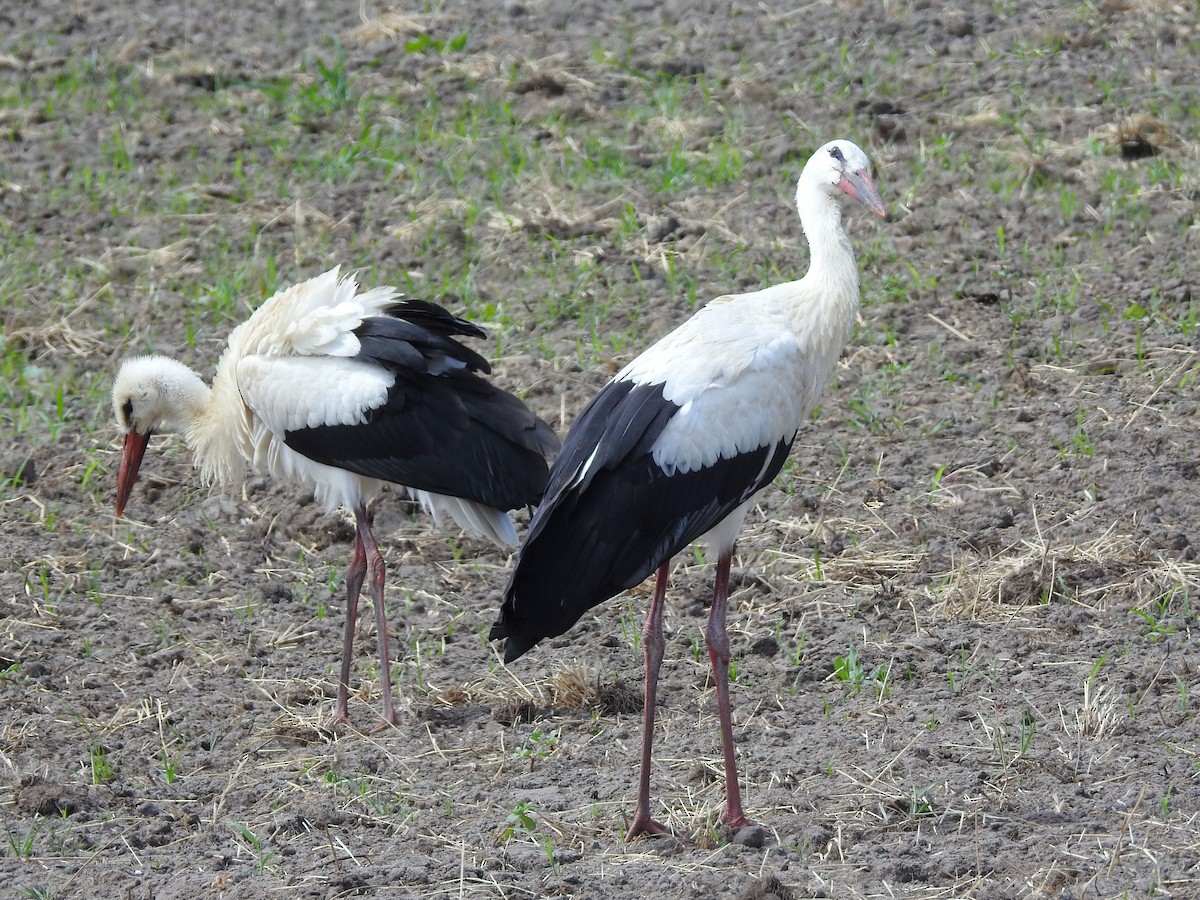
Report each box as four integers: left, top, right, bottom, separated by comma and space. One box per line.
930, 526, 1148, 620
248, 198, 337, 232
1098, 113, 1179, 158
1073, 678, 1120, 739
345, 10, 427, 46
1099, 0, 1188, 16
646, 115, 704, 142
3, 294, 107, 358
392, 197, 470, 242
495, 178, 628, 240
90, 238, 197, 277
548, 663, 598, 709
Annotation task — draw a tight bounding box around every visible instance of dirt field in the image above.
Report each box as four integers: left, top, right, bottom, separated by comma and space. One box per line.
2, 1, 1198, 898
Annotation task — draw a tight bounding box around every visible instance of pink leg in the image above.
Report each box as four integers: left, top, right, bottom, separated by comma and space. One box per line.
333, 515, 368, 726
705, 548, 753, 829
626, 562, 673, 840
333, 503, 399, 728
356, 505, 399, 728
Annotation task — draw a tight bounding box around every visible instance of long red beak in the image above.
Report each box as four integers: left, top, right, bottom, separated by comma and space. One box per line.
115, 430, 151, 517
840, 170, 888, 218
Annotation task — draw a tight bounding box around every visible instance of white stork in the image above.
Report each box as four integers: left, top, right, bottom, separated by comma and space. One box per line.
113, 267, 559, 727
490, 140, 886, 838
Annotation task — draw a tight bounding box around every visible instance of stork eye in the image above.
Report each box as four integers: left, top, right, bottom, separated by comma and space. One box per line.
121, 398, 134, 427
829, 146, 845, 164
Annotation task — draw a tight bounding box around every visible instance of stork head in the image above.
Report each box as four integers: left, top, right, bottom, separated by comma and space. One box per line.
111, 355, 206, 516
804, 139, 887, 218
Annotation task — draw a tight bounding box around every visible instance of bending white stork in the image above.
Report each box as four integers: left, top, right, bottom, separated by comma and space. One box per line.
490, 140, 886, 838
113, 267, 559, 727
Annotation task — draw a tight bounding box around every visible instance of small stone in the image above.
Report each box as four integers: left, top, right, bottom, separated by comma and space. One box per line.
731, 824, 768, 848
750, 636, 779, 657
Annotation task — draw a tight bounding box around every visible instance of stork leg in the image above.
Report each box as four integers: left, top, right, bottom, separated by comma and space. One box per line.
333, 513, 368, 726
626, 562, 673, 840
333, 503, 400, 728
705, 547, 753, 829
359, 504, 400, 728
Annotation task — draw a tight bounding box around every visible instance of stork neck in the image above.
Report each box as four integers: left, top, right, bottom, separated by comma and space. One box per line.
185, 363, 246, 487
157, 371, 224, 476
161, 367, 213, 437
796, 180, 858, 290
796, 181, 864, 314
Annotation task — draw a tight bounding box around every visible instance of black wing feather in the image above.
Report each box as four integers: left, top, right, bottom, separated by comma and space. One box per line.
283, 301, 557, 510
491, 379, 793, 661
355, 306, 491, 374
380, 298, 488, 342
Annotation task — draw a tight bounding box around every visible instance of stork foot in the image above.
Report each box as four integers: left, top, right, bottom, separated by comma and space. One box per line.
721, 810, 755, 830
367, 710, 401, 733
625, 813, 674, 841
327, 710, 400, 731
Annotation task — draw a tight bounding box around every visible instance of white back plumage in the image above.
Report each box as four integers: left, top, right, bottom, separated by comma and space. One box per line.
200, 267, 399, 506
112, 267, 524, 545
232, 266, 399, 359
617, 140, 873, 477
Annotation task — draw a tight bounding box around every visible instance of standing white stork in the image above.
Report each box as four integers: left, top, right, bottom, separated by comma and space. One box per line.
113, 267, 559, 727
490, 140, 886, 838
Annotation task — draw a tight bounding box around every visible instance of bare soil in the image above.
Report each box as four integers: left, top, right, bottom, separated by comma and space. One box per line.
3, 2, 1199, 899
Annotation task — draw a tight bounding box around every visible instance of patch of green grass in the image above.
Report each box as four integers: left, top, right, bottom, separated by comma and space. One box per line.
5, 818, 41, 858
833, 646, 890, 699
89, 744, 114, 785
946, 647, 996, 695
1132, 585, 1194, 640
902, 783, 939, 820
232, 822, 275, 874
321, 768, 412, 819
493, 801, 537, 846
992, 710, 1038, 768
512, 726, 560, 771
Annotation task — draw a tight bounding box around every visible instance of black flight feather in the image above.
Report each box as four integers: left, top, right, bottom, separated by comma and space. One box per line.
283, 300, 557, 511
490, 379, 792, 661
